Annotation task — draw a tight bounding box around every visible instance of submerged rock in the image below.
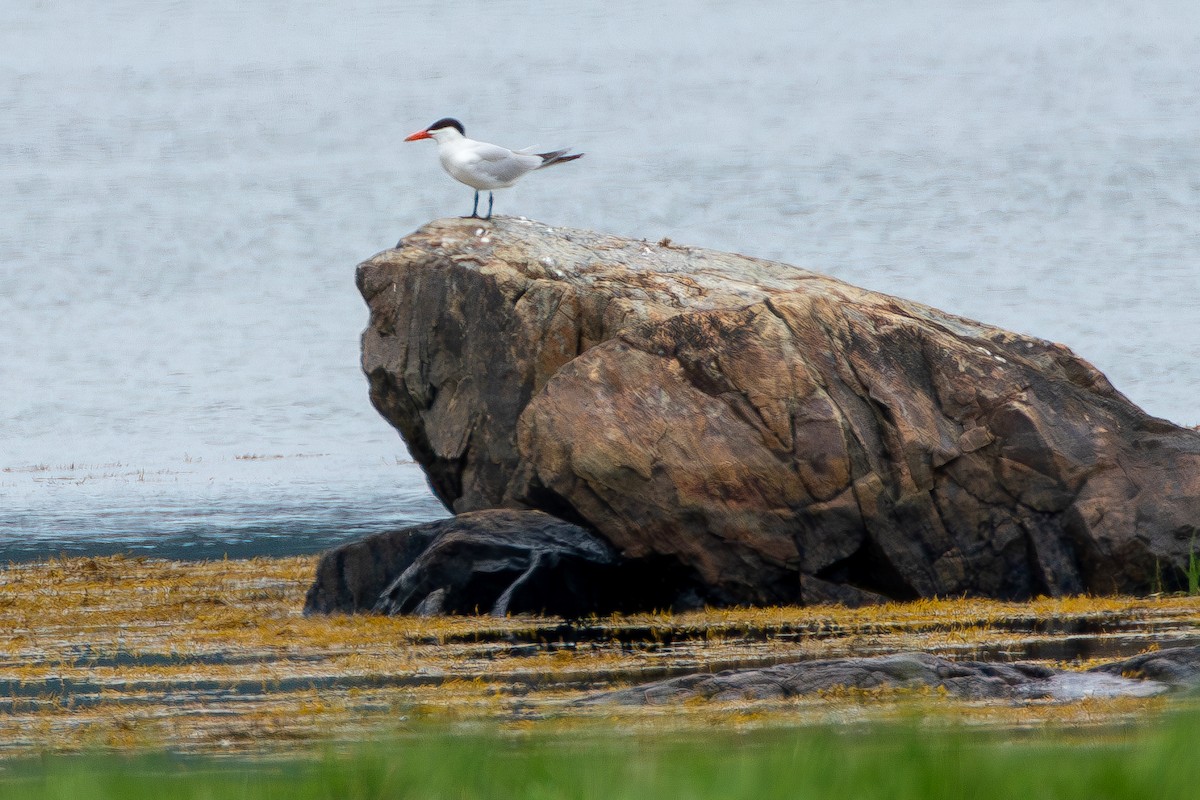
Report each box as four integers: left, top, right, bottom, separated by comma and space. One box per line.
355, 216, 1200, 609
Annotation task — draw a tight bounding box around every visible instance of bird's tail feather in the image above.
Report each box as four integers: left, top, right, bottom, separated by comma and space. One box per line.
536, 149, 584, 169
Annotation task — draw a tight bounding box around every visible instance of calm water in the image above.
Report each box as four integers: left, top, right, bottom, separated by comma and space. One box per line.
2, 1, 1198, 562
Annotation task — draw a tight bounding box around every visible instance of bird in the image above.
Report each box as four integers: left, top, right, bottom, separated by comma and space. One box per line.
404, 118, 583, 220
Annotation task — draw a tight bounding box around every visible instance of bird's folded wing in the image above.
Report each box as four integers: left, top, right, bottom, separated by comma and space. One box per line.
468, 143, 542, 183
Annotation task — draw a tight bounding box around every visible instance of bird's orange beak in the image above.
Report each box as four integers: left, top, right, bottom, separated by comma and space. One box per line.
404, 129, 432, 141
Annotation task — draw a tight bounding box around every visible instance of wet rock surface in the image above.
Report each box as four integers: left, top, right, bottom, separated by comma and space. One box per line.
304, 509, 702, 617
581, 646, 1200, 705
358, 216, 1200, 609
1088, 644, 1200, 685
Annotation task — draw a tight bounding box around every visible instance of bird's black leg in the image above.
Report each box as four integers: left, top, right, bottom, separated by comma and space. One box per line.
485, 191, 494, 220
465, 190, 480, 219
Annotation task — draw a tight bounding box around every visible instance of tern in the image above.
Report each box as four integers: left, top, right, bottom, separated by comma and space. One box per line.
404, 118, 583, 220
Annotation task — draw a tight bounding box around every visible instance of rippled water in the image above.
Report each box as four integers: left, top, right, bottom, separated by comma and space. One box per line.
2, 1, 1198, 561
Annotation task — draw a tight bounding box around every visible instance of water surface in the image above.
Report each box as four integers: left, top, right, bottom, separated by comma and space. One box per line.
2, 1, 1198, 561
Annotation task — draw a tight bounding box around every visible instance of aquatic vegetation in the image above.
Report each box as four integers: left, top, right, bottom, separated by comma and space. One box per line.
0, 555, 1199, 755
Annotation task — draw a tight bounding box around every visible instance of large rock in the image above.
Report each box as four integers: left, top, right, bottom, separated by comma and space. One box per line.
358, 216, 1200, 607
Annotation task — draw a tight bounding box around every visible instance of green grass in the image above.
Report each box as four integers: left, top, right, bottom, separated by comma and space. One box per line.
5, 714, 1200, 800
1188, 535, 1200, 596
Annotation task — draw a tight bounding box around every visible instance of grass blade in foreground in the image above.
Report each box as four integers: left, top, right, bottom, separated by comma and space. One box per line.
5, 713, 1200, 800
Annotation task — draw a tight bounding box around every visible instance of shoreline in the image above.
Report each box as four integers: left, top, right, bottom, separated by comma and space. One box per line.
1, 553, 1198, 755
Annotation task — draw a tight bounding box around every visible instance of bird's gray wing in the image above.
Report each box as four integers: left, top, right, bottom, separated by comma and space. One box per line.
467, 142, 542, 184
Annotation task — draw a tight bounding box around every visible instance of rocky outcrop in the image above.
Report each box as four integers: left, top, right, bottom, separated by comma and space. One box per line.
579, 646, 1200, 705
304, 509, 701, 616
357, 216, 1200, 608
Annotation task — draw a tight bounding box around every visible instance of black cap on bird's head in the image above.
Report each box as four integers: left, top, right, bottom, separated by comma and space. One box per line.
405, 117, 464, 141
427, 118, 464, 134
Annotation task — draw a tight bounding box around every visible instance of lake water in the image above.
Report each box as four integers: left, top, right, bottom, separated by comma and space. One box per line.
2, 1, 1198, 562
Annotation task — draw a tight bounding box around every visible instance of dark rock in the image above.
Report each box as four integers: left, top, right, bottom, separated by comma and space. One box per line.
359, 216, 1200, 606
581, 653, 1058, 704
581, 646, 1200, 706
799, 574, 889, 607
304, 509, 702, 617
304, 523, 441, 614
1088, 645, 1200, 686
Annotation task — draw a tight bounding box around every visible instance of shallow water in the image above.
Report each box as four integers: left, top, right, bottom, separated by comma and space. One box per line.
2, 1, 1198, 561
